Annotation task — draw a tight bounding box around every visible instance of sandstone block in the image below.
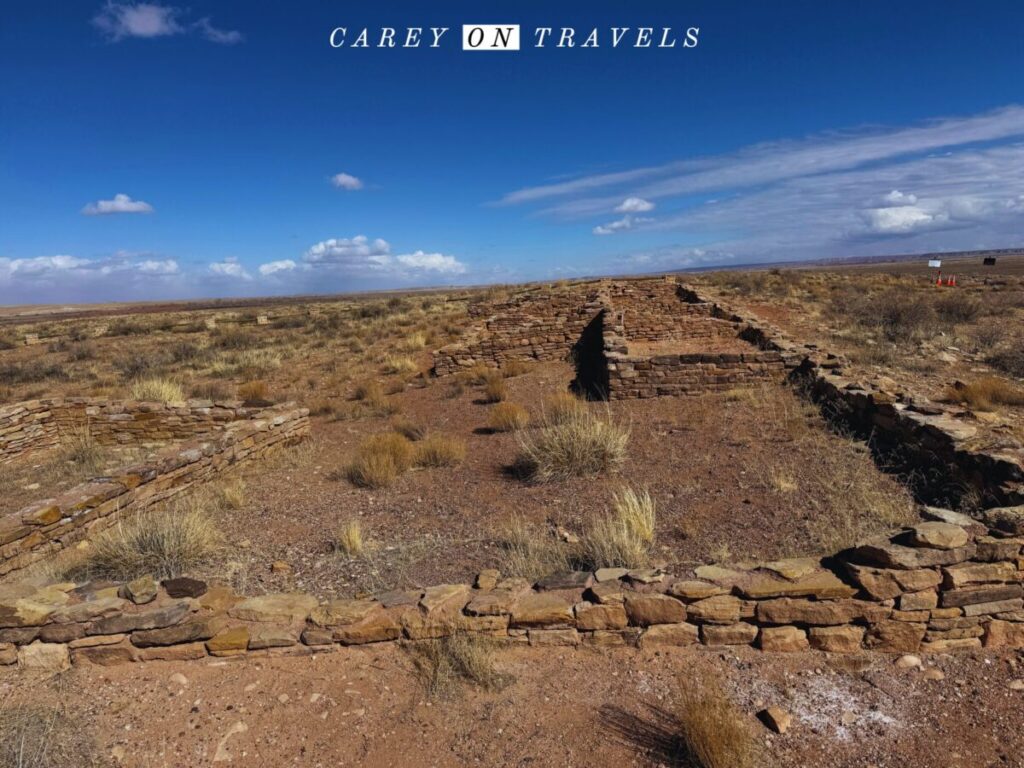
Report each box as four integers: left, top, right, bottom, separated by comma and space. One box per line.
700, 623, 758, 646
920, 638, 982, 653
850, 540, 975, 570
510, 593, 575, 628
666, 580, 728, 600
942, 561, 1016, 589
334, 610, 401, 645
737, 570, 856, 600
131, 616, 222, 647
72, 643, 137, 666
206, 626, 249, 656
899, 590, 938, 611
984, 619, 1024, 649
809, 625, 864, 653
962, 598, 1024, 617
229, 593, 317, 624
638, 622, 699, 648
845, 564, 941, 601
907, 523, 970, 550
137, 642, 208, 662
123, 575, 158, 605
759, 626, 808, 652
309, 599, 378, 627
527, 629, 580, 647
162, 577, 207, 598
941, 584, 1022, 608
624, 594, 686, 626
756, 598, 888, 626
419, 584, 471, 615
89, 601, 190, 635
574, 602, 628, 631
865, 620, 925, 652
686, 595, 741, 624
0, 642, 17, 665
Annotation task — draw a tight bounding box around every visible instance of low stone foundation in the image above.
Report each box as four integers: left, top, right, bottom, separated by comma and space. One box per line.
0, 398, 277, 464
0, 402, 310, 578
3, 512, 1022, 672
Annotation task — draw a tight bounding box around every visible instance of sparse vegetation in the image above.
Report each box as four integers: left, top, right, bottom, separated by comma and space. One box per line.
391, 416, 427, 441
498, 516, 573, 580
345, 432, 415, 488
238, 379, 271, 404
66, 503, 221, 582
579, 488, 656, 569
382, 355, 418, 375
944, 376, 1024, 410
543, 391, 586, 424
480, 370, 507, 403
674, 676, 758, 768
410, 632, 512, 698
0, 691, 108, 768
414, 434, 466, 467
129, 377, 185, 402
489, 402, 530, 432
331, 519, 364, 556
514, 406, 629, 482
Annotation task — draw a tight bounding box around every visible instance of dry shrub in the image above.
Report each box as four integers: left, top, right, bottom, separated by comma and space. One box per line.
415, 434, 466, 467
934, 292, 982, 323
410, 632, 511, 698
987, 337, 1024, 377
514, 406, 629, 482
543, 391, 586, 424
129, 377, 185, 402
383, 378, 406, 395
68, 503, 221, 582
0, 692, 108, 768
232, 348, 282, 377
190, 380, 231, 401
237, 379, 271, 404
217, 478, 246, 509
391, 416, 427, 441
481, 373, 507, 403
489, 402, 530, 432
460, 363, 493, 385
400, 331, 428, 352
331, 519, 364, 556
944, 376, 1024, 411
382, 355, 418, 375
497, 516, 573, 580
445, 380, 466, 399
56, 428, 108, 476
675, 677, 758, 768
501, 360, 531, 378
353, 380, 383, 401
352, 380, 399, 416
580, 488, 655, 569
345, 433, 415, 488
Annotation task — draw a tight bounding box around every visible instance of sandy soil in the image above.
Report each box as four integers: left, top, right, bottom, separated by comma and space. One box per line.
3, 643, 1023, 768
201, 361, 915, 600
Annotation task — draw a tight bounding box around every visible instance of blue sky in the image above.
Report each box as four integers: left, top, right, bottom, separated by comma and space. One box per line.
2, 1, 1024, 303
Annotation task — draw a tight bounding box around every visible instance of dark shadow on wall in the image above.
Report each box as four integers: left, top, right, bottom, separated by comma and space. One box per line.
570, 312, 609, 400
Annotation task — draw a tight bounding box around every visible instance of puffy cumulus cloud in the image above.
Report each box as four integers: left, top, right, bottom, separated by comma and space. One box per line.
208, 257, 252, 280
81, 193, 154, 216
302, 236, 466, 278
881, 189, 918, 206
615, 197, 655, 213
330, 173, 364, 190
861, 205, 942, 234
395, 251, 466, 274
593, 214, 653, 236
93, 3, 241, 44
258, 259, 297, 276
0, 255, 91, 279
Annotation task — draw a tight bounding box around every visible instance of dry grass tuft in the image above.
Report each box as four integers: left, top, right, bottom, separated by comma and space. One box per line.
345, 432, 415, 488
382, 355, 419, 375
944, 376, 1024, 411
217, 478, 246, 509
129, 377, 184, 402
0, 690, 107, 768
543, 391, 586, 424
331, 519, 364, 556
352, 380, 399, 416
489, 402, 530, 432
410, 632, 512, 698
237, 380, 271, 404
391, 416, 427, 441
67, 502, 221, 582
675, 677, 759, 768
414, 434, 466, 467
497, 516, 573, 580
501, 360, 531, 378
580, 488, 655, 569
987, 338, 1024, 378
481, 371, 507, 403
514, 406, 629, 482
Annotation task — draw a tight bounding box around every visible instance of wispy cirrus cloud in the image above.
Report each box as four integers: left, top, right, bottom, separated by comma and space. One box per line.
93, 3, 242, 45
81, 193, 154, 216
501, 106, 1024, 264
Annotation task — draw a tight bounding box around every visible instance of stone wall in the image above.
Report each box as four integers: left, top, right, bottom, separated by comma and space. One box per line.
0, 398, 277, 464
0, 403, 309, 578
4, 513, 1022, 672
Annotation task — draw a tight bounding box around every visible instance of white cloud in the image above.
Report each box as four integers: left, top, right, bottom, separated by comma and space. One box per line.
501, 105, 1024, 217
882, 189, 918, 206
330, 173, 364, 191
615, 197, 655, 213
861, 205, 940, 234
258, 259, 297, 276
135, 259, 179, 274
303, 236, 466, 277
395, 251, 466, 274
0, 252, 184, 303
93, 3, 241, 44
593, 214, 653, 236
81, 193, 154, 216
208, 257, 251, 280
0, 255, 91, 278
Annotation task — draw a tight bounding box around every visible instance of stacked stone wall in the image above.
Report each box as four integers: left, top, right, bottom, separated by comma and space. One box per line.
0, 398, 274, 464
4, 514, 1022, 672
0, 403, 309, 577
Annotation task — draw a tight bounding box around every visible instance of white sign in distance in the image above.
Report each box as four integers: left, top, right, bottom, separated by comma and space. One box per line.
928, 259, 942, 268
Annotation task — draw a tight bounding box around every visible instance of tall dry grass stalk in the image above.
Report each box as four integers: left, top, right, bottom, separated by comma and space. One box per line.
515, 405, 629, 482
129, 377, 185, 402
580, 488, 656, 569
675, 677, 759, 768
